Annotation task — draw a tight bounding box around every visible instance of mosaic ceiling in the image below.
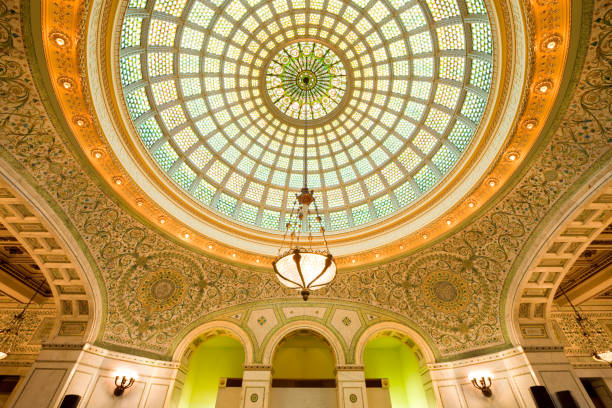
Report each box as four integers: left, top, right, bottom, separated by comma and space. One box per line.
118, 0, 494, 232
4, 0, 606, 362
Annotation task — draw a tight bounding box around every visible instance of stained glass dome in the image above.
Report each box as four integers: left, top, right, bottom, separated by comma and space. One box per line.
118, 0, 494, 233
266, 41, 347, 122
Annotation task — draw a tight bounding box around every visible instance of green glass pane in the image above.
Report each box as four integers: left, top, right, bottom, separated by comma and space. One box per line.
120, 16, 143, 48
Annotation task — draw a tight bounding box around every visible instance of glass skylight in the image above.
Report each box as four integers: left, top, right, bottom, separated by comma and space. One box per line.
119, 0, 494, 233
266, 41, 346, 121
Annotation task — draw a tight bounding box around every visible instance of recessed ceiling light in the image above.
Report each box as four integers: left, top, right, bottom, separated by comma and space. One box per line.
208, 244, 213, 249
468, 201, 476, 208
375, 253, 380, 258
446, 219, 452, 225
159, 217, 166, 224
55, 37, 65, 46
539, 85, 548, 93
136, 199, 144, 207
232, 253, 236, 257
183, 233, 190, 239
488, 179, 497, 187
113, 177, 123, 185
63, 81, 72, 89
351, 259, 356, 263
546, 41, 556, 49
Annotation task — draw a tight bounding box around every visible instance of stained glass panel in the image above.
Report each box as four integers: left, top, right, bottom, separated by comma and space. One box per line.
119, 0, 494, 232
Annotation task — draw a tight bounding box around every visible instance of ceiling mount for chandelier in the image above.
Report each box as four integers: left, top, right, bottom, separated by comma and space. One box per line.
0, 280, 44, 359
560, 287, 612, 366
273, 74, 337, 301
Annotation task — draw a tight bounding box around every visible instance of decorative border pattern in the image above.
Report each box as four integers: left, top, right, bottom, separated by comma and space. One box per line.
40, 0, 571, 267
0, 0, 607, 361
0, 180, 94, 342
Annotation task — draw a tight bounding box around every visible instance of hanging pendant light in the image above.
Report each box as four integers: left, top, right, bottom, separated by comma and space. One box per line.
273, 74, 336, 301
560, 287, 612, 366
0, 280, 44, 359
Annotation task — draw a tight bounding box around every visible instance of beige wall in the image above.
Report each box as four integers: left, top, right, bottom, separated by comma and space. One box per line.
5, 343, 612, 407
365, 388, 391, 408
215, 387, 241, 408
270, 388, 337, 408
6, 344, 179, 408
427, 346, 609, 408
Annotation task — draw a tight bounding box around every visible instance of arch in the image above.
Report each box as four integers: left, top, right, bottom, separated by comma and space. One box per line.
262, 320, 345, 366
505, 170, 612, 346
0, 164, 103, 343
172, 320, 254, 365
354, 322, 436, 366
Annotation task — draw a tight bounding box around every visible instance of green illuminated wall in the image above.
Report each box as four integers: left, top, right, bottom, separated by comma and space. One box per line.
363, 337, 428, 408
178, 336, 245, 408
272, 333, 336, 379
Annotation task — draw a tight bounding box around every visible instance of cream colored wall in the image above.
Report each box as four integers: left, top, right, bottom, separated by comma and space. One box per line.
5, 331, 612, 408
215, 387, 241, 408
6, 344, 179, 408
427, 346, 608, 408
270, 388, 337, 408
428, 348, 536, 408
366, 388, 392, 408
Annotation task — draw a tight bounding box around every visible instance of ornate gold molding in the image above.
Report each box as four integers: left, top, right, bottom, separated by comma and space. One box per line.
40, 0, 571, 269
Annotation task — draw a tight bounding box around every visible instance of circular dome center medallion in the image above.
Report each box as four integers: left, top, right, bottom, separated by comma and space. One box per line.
151, 278, 175, 300
265, 41, 346, 122
433, 281, 458, 302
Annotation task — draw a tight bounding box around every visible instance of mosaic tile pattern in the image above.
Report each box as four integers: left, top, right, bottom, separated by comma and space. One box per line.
118, 0, 494, 232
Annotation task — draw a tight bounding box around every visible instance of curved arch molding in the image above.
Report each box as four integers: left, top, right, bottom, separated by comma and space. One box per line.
168, 301, 436, 366
0, 0, 607, 361
0, 173, 103, 343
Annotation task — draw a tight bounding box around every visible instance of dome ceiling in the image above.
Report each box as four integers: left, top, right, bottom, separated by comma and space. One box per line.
118, 0, 494, 233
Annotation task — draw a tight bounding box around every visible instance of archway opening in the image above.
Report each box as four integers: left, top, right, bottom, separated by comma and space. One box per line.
271, 330, 337, 408
272, 330, 336, 380
363, 335, 429, 408
178, 335, 245, 408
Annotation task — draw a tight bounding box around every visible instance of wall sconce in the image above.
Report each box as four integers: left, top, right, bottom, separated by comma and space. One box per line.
468, 371, 493, 397
113, 370, 137, 396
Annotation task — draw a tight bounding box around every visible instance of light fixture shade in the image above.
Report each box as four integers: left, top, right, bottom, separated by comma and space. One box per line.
593, 351, 612, 364
273, 248, 336, 300
0, 351, 7, 360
